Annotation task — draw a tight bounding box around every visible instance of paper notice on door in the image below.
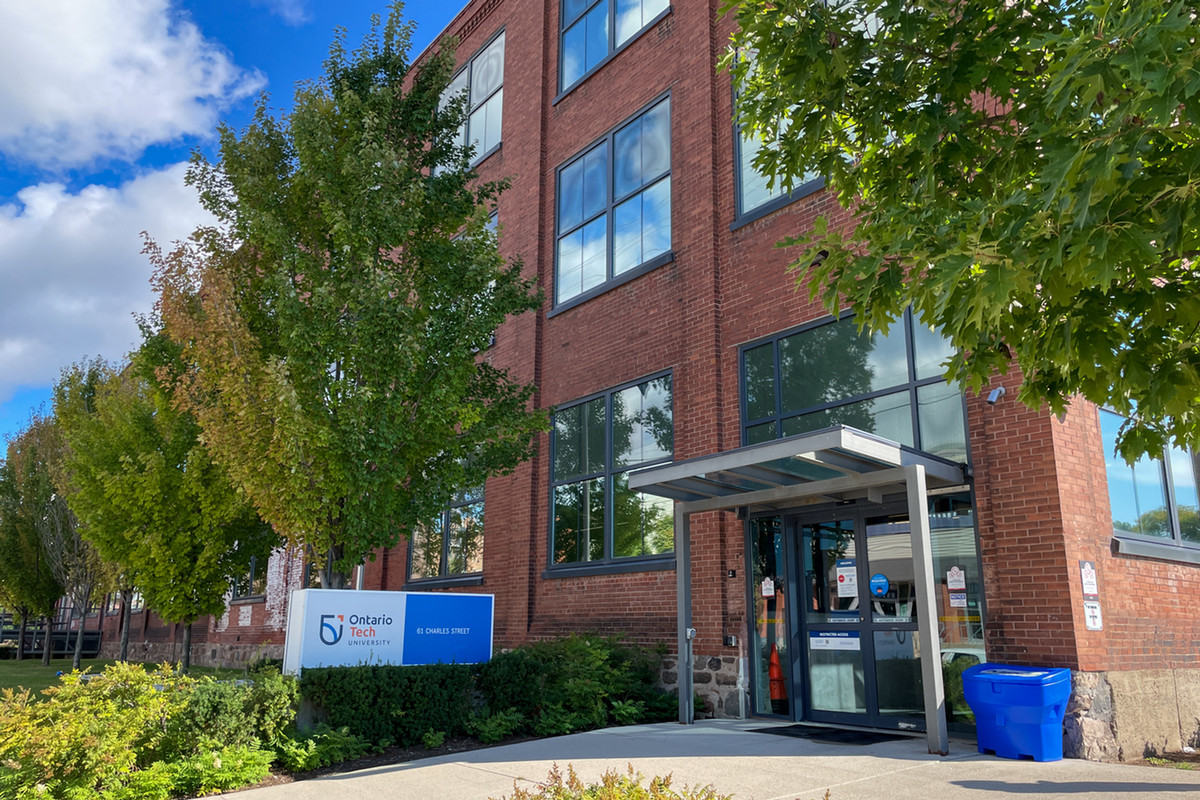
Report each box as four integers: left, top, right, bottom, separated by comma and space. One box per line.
836, 559, 857, 598
761, 577, 775, 597
810, 631, 861, 651
949, 592, 968, 608
947, 566, 966, 590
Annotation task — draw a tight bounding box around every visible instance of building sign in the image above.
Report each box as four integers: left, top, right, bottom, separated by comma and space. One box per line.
1079, 560, 1099, 598
282, 589, 493, 673
946, 566, 966, 590
810, 630, 861, 651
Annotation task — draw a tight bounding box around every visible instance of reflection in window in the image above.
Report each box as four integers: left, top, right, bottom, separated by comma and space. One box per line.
409, 486, 485, 580
1100, 409, 1200, 545
556, 98, 671, 305
438, 31, 505, 167
741, 310, 965, 461
232, 556, 268, 599
552, 374, 674, 564
561, 0, 669, 91
749, 517, 790, 716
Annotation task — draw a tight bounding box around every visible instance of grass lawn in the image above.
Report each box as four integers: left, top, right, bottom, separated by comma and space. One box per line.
0, 658, 243, 695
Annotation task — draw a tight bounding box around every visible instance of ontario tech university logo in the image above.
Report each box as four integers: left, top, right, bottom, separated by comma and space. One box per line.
319, 614, 344, 645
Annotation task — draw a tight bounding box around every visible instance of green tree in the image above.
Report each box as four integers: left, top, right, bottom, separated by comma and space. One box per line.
724, 0, 1200, 459
0, 420, 64, 665
55, 343, 276, 672
151, 5, 544, 585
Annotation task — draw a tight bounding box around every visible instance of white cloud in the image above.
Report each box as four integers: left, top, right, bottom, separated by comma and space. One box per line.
0, 163, 214, 402
251, 0, 311, 26
0, 0, 264, 169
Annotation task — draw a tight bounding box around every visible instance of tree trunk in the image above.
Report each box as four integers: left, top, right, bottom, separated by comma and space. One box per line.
118, 589, 131, 661
180, 622, 192, 673
72, 606, 86, 671
41, 614, 52, 666
15, 611, 27, 661
320, 544, 352, 589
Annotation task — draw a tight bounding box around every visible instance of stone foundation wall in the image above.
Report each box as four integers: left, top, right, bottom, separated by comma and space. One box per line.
660, 654, 747, 719
1066, 668, 1200, 761
96, 639, 284, 669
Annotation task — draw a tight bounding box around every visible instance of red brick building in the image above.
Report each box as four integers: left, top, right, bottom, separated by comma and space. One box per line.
95, 0, 1200, 761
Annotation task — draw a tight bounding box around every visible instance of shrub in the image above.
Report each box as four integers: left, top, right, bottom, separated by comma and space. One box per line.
491, 764, 732, 800
469, 709, 526, 744
299, 663, 473, 747
0, 662, 192, 799
273, 725, 374, 772
422, 729, 447, 749
156, 668, 298, 759
163, 745, 274, 797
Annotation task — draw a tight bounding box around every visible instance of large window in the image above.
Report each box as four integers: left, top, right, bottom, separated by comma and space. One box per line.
232, 556, 268, 600
551, 374, 674, 567
556, 97, 671, 306
741, 310, 966, 462
560, 0, 669, 92
440, 30, 504, 165
1100, 409, 1200, 550
409, 487, 485, 581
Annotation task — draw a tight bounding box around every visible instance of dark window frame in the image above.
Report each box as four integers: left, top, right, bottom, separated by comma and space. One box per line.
556, 1, 672, 98
406, 487, 487, 587
547, 370, 676, 576
738, 308, 967, 458
231, 555, 268, 602
1099, 407, 1200, 563
552, 92, 673, 313
443, 26, 506, 168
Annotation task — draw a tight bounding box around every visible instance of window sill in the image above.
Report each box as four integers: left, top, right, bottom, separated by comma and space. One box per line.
471, 142, 501, 168
549, 251, 675, 317
543, 556, 675, 579
553, 6, 673, 105
230, 596, 266, 606
405, 573, 484, 590
1112, 534, 1200, 566
730, 177, 826, 232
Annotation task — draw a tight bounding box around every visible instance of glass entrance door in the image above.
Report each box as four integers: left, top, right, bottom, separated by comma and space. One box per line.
798, 512, 925, 730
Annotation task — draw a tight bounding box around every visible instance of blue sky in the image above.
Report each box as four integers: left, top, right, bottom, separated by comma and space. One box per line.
0, 0, 460, 444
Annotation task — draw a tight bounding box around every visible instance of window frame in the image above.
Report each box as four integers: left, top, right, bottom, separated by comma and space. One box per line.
551, 92, 674, 314
231, 555, 268, 602
443, 27, 506, 168
405, 488, 487, 588
738, 308, 968, 459
1099, 407, 1200, 564
556, 0, 672, 98
547, 370, 677, 577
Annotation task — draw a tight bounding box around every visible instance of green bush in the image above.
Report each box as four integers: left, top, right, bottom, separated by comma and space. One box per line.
469, 709, 526, 744
163, 746, 273, 797
491, 764, 732, 800
299, 663, 473, 747
155, 668, 298, 759
422, 729, 447, 749
273, 725, 374, 772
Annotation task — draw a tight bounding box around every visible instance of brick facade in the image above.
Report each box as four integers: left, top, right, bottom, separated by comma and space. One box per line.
90, 0, 1200, 760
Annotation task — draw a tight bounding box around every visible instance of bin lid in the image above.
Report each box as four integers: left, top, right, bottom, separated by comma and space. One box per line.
965, 663, 1071, 685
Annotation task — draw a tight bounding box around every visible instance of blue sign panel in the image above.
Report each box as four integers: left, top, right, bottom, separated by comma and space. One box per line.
402, 592, 494, 665
869, 573, 889, 597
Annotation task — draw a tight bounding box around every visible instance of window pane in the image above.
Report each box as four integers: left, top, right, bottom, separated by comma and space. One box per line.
744, 342, 775, 421
614, 98, 670, 198
616, 0, 668, 46
613, 177, 670, 275
750, 517, 789, 715
251, 558, 267, 596
562, 2, 609, 89
1169, 447, 1200, 542
564, 0, 592, 28
470, 33, 504, 106
440, 70, 468, 111
582, 146, 608, 220
746, 421, 776, 444
613, 376, 672, 467
739, 129, 787, 212
917, 381, 967, 462
410, 518, 444, 579
778, 318, 907, 414
585, 3, 609, 75
554, 397, 605, 479
1099, 409, 1170, 538
782, 390, 914, 445
556, 217, 608, 303
553, 478, 606, 563
469, 90, 503, 158
912, 318, 955, 380
559, 157, 585, 231
613, 472, 674, 557
448, 500, 484, 574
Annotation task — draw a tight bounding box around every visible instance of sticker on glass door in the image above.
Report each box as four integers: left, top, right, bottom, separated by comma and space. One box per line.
809, 630, 861, 650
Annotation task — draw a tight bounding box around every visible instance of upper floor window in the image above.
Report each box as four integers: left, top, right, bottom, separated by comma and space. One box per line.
551, 374, 674, 566
232, 555, 268, 600
409, 486, 485, 581
441, 30, 505, 165
561, 0, 669, 92
741, 310, 966, 462
555, 97, 671, 307
1100, 409, 1200, 549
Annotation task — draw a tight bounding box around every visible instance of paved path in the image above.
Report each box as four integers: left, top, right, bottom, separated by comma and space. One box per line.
236, 720, 1200, 800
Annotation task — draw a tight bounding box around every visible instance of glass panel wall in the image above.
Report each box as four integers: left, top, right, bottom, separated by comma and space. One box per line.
749, 517, 790, 715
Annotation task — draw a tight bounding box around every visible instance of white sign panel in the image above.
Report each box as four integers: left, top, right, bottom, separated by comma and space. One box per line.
836, 559, 857, 598
949, 592, 968, 609
282, 589, 494, 673
761, 577, 775, 598
1080, 560, 1099, 598
810, 631, 861, 651
1083, 600, 1103, 631
947, 566, 966, 590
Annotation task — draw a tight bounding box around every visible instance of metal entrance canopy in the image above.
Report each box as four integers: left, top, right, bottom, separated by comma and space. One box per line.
628, 425, 968, 755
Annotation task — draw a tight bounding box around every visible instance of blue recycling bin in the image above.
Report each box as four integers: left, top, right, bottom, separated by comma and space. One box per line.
962, 663, 1071, 761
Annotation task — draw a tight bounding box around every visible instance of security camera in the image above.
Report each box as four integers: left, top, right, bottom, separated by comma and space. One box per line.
987, 386, 1007, 405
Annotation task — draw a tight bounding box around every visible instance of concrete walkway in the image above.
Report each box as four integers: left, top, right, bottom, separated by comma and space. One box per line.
236, 720, 1200, 800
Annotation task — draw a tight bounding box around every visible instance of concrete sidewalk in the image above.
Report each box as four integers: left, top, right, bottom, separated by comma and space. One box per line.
236, 720, 1200, 800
